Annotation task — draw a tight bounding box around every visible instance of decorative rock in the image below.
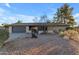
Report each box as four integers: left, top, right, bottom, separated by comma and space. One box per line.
63, 36, 69, 40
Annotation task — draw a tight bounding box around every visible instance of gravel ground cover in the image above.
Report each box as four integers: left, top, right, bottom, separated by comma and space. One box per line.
0, 33, 79, 55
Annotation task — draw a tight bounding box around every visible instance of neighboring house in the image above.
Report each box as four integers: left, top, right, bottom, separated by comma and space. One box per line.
7, 23, 69, 40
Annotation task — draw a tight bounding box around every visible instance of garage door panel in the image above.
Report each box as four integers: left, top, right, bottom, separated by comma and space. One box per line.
12, 26, 26, 33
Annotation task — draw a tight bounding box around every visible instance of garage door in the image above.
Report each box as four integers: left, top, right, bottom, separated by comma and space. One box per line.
12, 26, 26, 33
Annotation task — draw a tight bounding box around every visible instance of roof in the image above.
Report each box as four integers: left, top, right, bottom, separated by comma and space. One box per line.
8, 23, 69, 27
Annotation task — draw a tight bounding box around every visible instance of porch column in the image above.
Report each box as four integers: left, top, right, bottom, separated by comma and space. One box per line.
9, 26, 12, 34
26, 26, 29, 33
8, 26, 12, 38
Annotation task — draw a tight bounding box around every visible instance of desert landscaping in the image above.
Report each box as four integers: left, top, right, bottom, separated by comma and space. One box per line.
0, 3, 79, 55
0, 29, 79, 55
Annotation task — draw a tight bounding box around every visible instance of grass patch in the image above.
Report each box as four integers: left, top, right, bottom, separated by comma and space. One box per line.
0, 30, 9, 47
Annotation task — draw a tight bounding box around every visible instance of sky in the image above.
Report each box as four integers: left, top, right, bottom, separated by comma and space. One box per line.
0, 3, 79, 25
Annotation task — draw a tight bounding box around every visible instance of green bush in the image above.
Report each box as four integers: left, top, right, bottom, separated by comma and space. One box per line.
0, 30, 9, 47
66, 27, 74, 30
59, 31, 64, 37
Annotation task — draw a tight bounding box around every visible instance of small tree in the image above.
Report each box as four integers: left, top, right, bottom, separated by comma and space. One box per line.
16, 20, 22, 23
39, 15, 49, 33
39, 15, 49, 23
2, 24, 9, 30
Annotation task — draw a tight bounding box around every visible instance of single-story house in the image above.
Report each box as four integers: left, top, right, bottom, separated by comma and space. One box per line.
6, 23, 69, 40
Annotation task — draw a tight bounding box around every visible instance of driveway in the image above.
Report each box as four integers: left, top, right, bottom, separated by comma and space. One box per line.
0, 33, 79, 55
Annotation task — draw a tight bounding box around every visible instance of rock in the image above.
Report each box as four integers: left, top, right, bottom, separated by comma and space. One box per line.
63, 36, 69, 40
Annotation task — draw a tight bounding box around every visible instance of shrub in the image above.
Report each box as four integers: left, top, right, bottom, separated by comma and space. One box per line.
75, 28, 79, 33
64, 30, 78, 37
59, 31, 64, 37
59, 29, 64, 32
63, 30, 79, 41
0, 29, 9, 47
66, 27, 74, 30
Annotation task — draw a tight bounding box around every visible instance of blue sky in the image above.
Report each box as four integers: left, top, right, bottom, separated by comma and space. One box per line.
0, 3, 79, 25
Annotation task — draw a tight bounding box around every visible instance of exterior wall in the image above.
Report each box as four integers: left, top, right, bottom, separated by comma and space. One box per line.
53, 26, 66, 32
47, 26, 66, 33
54, 26, 66, 31
47, 26, 53, 33
26, 26, 31, 33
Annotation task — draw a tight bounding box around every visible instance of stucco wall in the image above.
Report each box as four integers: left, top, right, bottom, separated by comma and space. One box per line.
47, 26, 66, 33
53, 26, 66, 31
47, 26, 53, 33
26, 26, 31, 33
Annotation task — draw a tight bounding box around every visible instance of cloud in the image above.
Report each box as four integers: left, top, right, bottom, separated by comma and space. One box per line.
5, 3, 11, 8
11, 14, 35, 23
0, 7, 54, 25
0, 8, 6, 16
73, 13, 79, 25
74, 13, 79, 18
0, 14, 36, 25
0, 8, 11, 16
0, 7, 36, 24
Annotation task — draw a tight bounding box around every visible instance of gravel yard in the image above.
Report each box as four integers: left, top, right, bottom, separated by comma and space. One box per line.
0, 33, 79, 55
